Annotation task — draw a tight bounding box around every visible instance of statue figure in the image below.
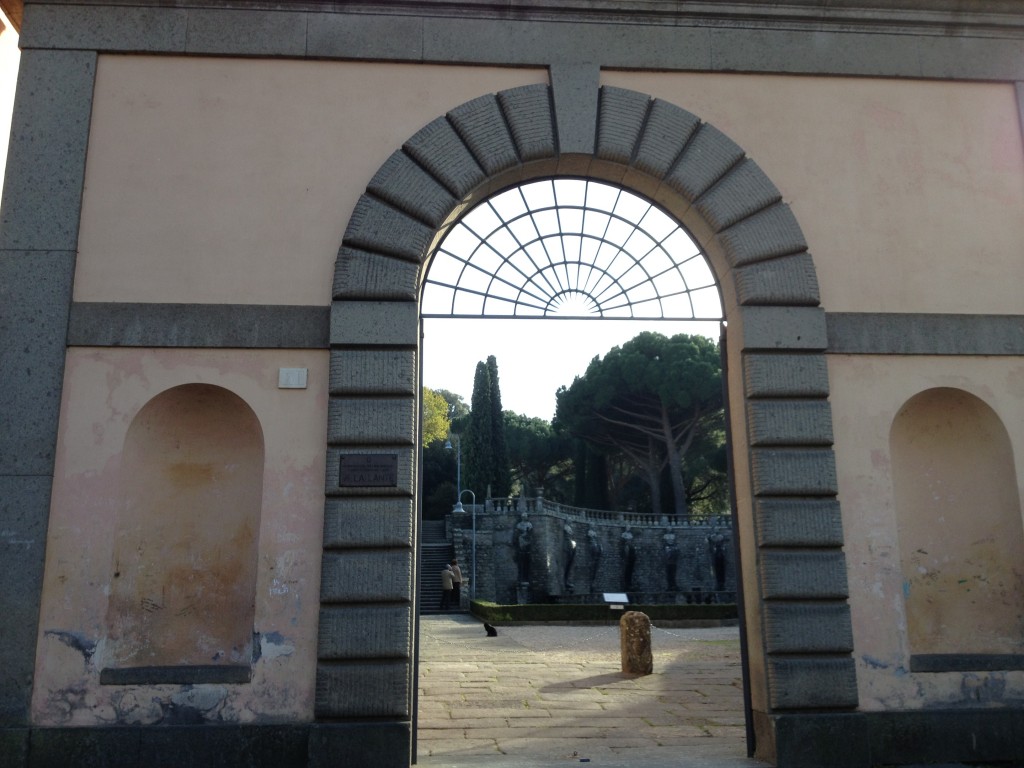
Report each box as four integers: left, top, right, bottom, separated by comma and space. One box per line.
621, 527, 636, 591
586, 528, 602, 592
562, 523, 577, 593
707, 527, 729, 592
662, 533, 680, 590
513, 512, 533, 583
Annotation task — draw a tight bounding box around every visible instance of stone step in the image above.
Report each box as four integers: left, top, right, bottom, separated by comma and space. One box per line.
420, 543, 462, 613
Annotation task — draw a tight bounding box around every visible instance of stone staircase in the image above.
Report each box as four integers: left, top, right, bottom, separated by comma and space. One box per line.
420, 519, 460, 613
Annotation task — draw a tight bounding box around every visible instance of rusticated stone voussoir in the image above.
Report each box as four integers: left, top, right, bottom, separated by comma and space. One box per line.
738, 306, 829, 352
497, 84, 556, 162
597, 86, 650, 164
329, 349, 417, 395
321, 495, 413, 548
322, 497, 415, 549
694, 158, 782, 233
320, 550, 412, 603
747, 400, 834, 447
315, 661, 410, 718
329, 300, 418, 347
333, 248, 419, 301
764, 601, 855, 654
367, 150, 458, 228
767, 656, 859, 710
327, 397, 416, 446
753, 498, 845, 547
751, 447, 838, 496
633, 98, 701, 180
342, 196, 434, 262
404, 116, 487, 199
760, 550, 849, 599
319, 604, 412, 659
665, 122, 744, 203
743, 353, 830, 398
714, 202, 807, 268
448, 93, 520, 176
733, 252, 820, 307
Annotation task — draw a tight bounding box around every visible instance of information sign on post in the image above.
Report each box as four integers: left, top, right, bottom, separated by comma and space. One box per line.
603, 592, 629, 611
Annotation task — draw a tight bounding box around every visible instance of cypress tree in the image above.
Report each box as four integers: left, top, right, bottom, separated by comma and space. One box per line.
464, 361, 493, 498
486, 355, 511, 497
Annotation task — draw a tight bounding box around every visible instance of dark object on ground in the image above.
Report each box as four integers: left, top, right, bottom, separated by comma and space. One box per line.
484, 622, 498, 637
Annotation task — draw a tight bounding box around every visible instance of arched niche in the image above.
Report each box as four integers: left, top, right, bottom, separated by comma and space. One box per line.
891, 387, 1024, 660
323, 82, 855, 761
104, 384, 264, 675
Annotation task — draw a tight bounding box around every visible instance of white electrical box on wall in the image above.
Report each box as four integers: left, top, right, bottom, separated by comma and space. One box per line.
278, 368, 308, 389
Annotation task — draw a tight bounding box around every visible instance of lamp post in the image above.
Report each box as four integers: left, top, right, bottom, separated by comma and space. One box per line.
445, 436, 476, 599
444, 436, 462, 503
460, 489, 477, 600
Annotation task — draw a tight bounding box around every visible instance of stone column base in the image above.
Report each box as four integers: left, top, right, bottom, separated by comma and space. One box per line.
756, 708, 1024, 767
0, 721, 412, 768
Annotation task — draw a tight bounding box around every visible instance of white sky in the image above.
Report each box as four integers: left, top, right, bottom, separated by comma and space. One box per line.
421, 179, 723, 421
422, 317, 722, 421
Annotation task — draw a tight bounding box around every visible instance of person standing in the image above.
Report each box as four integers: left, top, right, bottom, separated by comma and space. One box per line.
449, 559, 463, 604
440, 564, 454, 610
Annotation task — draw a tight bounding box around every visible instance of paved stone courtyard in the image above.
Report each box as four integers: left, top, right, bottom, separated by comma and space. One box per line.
417, 613, 766, 767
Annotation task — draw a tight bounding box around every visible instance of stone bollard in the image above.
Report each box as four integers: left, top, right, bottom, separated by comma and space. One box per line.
619, 610, 653, 675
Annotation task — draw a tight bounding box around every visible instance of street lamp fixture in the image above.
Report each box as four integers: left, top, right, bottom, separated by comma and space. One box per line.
444, 436, 462, 506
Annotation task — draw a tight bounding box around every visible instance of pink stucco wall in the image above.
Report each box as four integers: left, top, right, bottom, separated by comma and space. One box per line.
44, 54, 1024, 721
830, 355, 1024, 710
33, 348, 328, 725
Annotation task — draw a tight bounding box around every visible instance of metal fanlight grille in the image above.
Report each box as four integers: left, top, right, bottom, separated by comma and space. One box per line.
421, 178, 722, 320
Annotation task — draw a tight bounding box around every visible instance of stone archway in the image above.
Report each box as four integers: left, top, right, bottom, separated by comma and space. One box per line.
321, 80, 855, 765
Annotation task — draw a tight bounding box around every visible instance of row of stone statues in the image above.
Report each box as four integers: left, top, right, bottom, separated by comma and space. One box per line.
512, 513, 729, 594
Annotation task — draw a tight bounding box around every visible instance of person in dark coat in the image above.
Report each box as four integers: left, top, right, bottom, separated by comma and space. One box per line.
450, 559, 462, 603
440, 564, 454, 610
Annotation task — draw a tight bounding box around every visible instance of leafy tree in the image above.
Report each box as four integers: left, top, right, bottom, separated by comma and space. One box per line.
421, 439, 457, 519
504, 412, 572, 497
422, 387, 451, 447
555, 332, 723, 516
434, 388, 470, 422
681, 422, 729, 518
571, 438, 609, 510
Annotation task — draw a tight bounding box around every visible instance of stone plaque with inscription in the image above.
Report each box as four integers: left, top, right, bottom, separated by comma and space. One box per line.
339, 454, 399, 487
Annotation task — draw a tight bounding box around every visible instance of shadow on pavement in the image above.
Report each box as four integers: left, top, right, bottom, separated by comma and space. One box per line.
416, 613, 770, 768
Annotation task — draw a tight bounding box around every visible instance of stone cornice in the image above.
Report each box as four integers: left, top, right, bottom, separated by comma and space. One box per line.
19, 0, 1024, 36
19, 0, 1024, 81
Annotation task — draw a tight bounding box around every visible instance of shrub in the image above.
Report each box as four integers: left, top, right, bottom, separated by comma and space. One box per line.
469, 600, 736, 624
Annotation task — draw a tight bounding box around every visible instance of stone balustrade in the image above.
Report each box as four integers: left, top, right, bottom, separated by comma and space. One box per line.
448, 495, 735, 605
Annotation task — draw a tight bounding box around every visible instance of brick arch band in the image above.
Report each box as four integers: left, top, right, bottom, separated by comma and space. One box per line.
321, 82, 857, 758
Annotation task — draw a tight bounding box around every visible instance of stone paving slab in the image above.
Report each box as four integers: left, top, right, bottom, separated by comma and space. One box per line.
416, 613, 771, 768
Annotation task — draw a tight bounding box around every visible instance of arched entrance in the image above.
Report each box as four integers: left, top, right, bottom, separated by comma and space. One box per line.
321, 81, 855, 765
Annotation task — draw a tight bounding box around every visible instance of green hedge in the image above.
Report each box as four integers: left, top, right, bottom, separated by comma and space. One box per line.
470, 600, 737, 624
